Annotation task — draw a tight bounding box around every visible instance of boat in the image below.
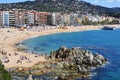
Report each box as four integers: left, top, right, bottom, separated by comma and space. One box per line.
113, 28, 120, 30
101, 26, 114, 30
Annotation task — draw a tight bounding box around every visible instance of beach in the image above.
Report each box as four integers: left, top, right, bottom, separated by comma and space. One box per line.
0, 25, 119, 69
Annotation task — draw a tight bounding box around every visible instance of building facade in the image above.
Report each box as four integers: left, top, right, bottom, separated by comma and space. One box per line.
38, 12, 48, 25
0, 11, 15, 27
27, 11, 35, 25
14, 9, 26, 26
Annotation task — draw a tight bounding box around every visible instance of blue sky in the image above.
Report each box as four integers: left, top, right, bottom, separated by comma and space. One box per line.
0, 0, 120, 8
83, 0, 120, 8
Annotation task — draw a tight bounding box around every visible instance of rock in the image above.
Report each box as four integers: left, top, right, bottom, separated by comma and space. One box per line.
27, 75, 33, 80
77, 65, 82, 73
50, 47, 84, 59
17, 67, 24, 71
55, 76, 67, 80
89, 52, 94, 60
57, 63, 64, 68
95, 53, 104, 59
81, 67, 88, 74
74, 57, 83, 66
50, 46, 107, 76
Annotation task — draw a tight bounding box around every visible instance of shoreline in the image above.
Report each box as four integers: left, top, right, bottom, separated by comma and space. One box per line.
13, 25, 101, 44
0, 25, 119, 69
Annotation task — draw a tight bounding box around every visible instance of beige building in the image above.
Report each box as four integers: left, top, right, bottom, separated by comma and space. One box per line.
14, 9, 27, 26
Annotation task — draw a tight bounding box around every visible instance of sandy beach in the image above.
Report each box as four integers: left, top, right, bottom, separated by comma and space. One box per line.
0, 25, 119, 69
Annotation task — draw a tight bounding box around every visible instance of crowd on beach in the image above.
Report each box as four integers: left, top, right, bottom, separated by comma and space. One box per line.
0, 26, 59, 70
0, 47, 9, 63
26, 25, 58, 32
0, 46, 48, 69
0, 47, 31, 64
0, 27, 48, 68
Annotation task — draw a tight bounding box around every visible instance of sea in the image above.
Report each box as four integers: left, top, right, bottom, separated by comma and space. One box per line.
20, 29, 120, 80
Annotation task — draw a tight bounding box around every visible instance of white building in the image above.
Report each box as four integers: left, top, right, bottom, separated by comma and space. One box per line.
27, 12, 35, 24
52, 12, 61, 26
0, 11, 15, 27
70, 13, 78, 26
52, 12, 56, 25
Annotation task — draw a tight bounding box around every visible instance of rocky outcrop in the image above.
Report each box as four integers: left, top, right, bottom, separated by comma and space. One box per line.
50, 46, 107, 77
13, 46, 107, 79
50, 46, 86, 59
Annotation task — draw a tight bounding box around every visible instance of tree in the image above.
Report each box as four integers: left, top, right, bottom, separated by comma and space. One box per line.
0, 61, 12, 80
64, 22, 67, 26
111, 19, 119, 24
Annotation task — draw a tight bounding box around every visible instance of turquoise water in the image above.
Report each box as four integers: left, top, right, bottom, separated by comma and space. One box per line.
21, 29, 120, 80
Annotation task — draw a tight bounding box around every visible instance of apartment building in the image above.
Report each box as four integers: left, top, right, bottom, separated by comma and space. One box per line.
63, 13, 71, 26
0, 10, 15, 27
52, 12, 62, 26
70, 13, 78, 26
14, 9, 27, 26
37, 12, 48, 25
47, 13, 52, 25
27, 11, 35, 25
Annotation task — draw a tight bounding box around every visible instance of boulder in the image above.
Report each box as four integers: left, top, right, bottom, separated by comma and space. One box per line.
50, 46, 107, 75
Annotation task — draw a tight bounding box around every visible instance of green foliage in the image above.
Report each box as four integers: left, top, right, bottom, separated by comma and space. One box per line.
82, 19, 120, 25
0, 61, 12, 80
108, 20, 120, 24
0, 0, 120, 14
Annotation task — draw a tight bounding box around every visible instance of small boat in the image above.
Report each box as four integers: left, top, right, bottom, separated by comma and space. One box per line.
114, 28, 120, 30
101, 26, 114, 30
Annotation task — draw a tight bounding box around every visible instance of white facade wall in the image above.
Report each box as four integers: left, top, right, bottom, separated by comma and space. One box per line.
27, 13, 34, 24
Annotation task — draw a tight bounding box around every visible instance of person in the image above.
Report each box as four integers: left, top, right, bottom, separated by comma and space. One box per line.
14, 52, 18, 55
9, 53, 11, 56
